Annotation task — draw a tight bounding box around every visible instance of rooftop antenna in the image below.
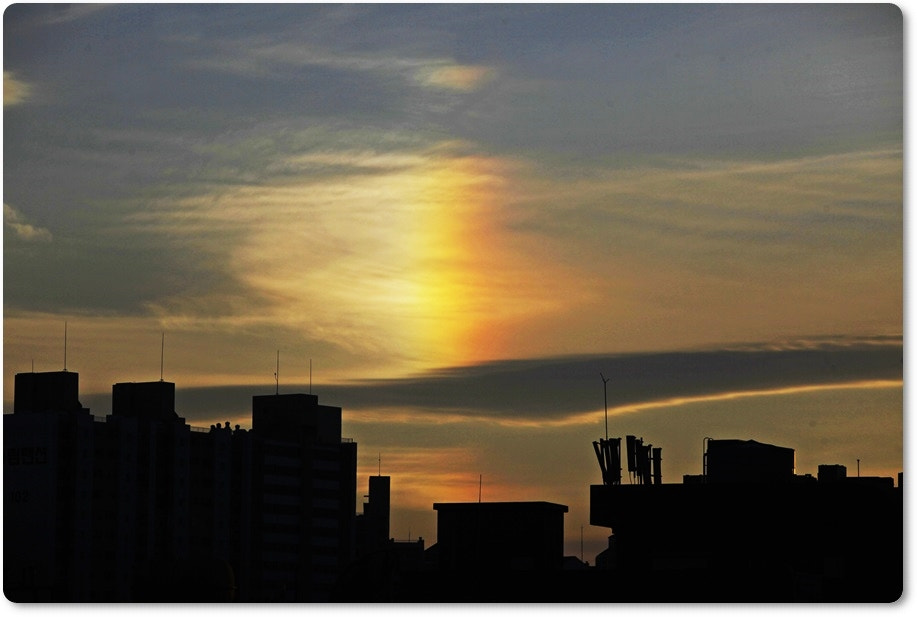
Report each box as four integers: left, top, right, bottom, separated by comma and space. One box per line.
857, 458, 861, 477
63, 320, 68, 371
310, 358, 312, 394
600, 372, 610, 440
274, 350, 279, 395
160, 332, 165, 381
478, 474, 483, 503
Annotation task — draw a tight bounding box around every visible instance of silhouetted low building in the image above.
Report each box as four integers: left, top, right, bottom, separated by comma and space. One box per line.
432, 501, 568, 572
342, 500, 599, 602
590, 438, 903, 601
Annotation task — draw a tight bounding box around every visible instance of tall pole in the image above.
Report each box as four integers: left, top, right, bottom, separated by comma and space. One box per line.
160, 332, 165, 381
600, 373, 610, 440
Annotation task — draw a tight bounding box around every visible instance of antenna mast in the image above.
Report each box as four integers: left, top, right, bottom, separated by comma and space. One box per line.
600, 373, 610, 440
310, 358, 312, 394
274, 350, 279, 395
160, 332, 165, 381
478, 474, 483, 503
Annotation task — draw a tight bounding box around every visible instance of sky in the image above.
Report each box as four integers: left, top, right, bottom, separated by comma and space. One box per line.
1, 2, 904, 567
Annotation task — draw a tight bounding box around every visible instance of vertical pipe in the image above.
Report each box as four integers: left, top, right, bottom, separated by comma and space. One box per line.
652, 447, 662, 485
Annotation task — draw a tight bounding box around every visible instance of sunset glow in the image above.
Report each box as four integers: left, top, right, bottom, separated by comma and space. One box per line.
3, 3, 903, 569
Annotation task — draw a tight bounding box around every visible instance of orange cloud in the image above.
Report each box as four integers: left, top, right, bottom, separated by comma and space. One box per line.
417, 64, 495, 91
605, 379, 903, 418
3, 71, 31, 106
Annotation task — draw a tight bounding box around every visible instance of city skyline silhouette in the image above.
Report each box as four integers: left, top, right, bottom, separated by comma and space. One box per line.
4, 333, 904, 568
4, 364, 903, 601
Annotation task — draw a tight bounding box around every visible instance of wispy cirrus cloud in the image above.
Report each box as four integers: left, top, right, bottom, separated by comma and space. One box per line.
4, 203, 52, 242
120, 140, 561, 371
185, 34, 496, 96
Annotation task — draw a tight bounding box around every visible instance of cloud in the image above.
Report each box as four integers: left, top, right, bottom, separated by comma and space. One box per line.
3, 71, 31, 106
447, 4, 901, 158
186, 33, 495, 99
415, 65, 495, 92
116, 138, 580, 371
32, 3, 111, 25
519, 148, 902, 261
4, 203, 52, 242
324, 335, 902, 422
2, 5, 901, 421
88, 335, 901, 428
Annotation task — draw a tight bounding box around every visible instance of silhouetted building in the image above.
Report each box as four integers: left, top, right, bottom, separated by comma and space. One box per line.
817, 463, 847, 483
232, 393, 356, 601
4, 370, 359, 602
97, 380, 191, 600
432, 501, 568, 572
376, 501, 585, 602
590, 437, 903, 601
4, 371, 95, 600
354, 474, 391, 558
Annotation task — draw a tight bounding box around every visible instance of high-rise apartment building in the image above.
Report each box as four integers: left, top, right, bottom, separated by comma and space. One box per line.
3, 370, 358, 601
